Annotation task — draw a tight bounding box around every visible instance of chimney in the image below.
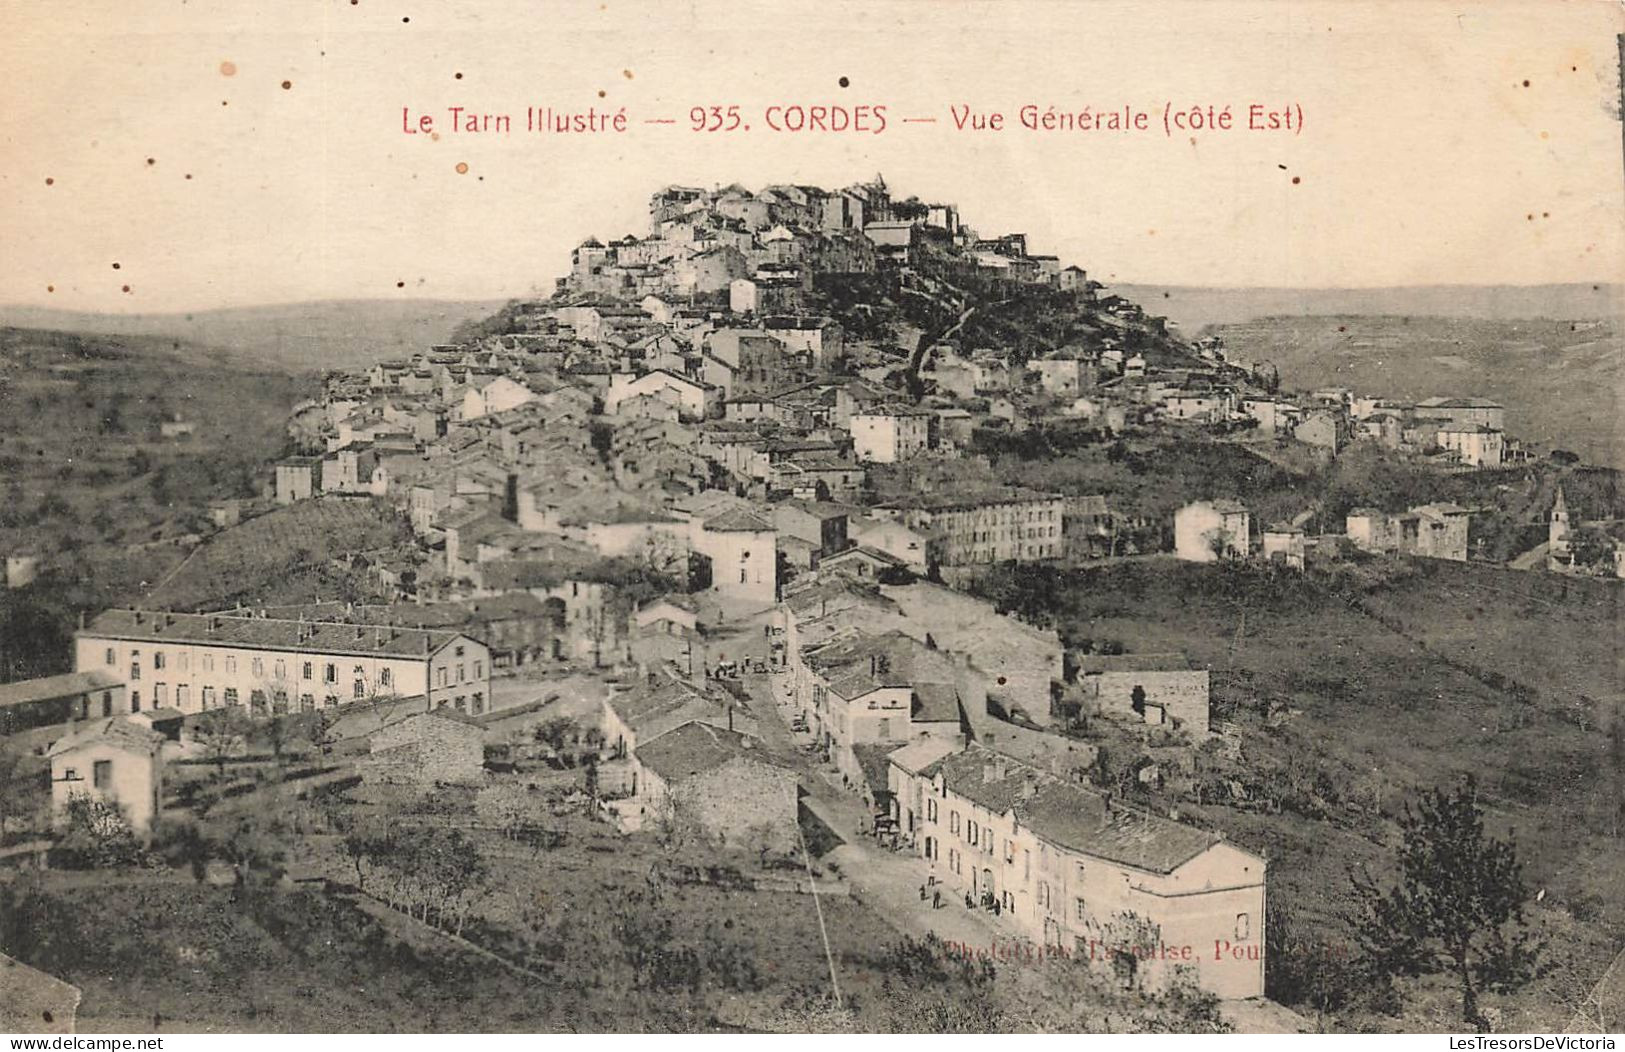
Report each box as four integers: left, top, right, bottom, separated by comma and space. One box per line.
982, 762, 1000, 784
133, 609, 144, 625
1020, 774, 1038, 800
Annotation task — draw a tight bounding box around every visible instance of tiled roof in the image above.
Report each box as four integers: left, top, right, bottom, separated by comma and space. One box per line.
608, 678, 734, 735
921, 744, 1225, 874
702, 508, 775, 533
912, 681, 962, 724
0, 670, 123, 711
853, 742, 906, 796
633, 721, 781, 783
79, 610, 471, 660
46, 717, 164, 759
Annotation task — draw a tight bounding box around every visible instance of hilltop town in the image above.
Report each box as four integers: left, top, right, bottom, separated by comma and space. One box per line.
1, 177, 1622, 1034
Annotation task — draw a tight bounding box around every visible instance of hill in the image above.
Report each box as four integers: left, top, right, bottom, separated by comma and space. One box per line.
1109, 283, 1625, 336
0, 299, 508, 373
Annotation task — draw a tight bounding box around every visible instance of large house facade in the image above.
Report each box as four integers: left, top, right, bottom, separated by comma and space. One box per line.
891, 742, 1266, 998
75, 610, 492, 717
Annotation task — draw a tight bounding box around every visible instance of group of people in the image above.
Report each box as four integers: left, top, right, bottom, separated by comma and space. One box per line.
917, 880, 1003, 915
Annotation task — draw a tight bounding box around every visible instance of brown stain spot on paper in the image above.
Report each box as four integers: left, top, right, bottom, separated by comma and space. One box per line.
146, 157, 156, 166
1291, 176, 1301, 185
46, 285, 54, 293
838, 76, 850, 88
456, 162, 469, 174
623, 69, 633, 79
282, 80, 293, 90
111, 262, 121, 270
1521, 79, 1530, 88
396, 281, 405, 288
44, 177, 53, 186
430, 131, 440, 141
598, 89, 606, 98
121, 285, 131, 293
455, 72, 463, 80
220, 61, 237, 77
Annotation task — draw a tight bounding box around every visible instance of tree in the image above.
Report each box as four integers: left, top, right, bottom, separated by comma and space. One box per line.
1354, 777, 1537, 1027
1567, 527, 1616, 572
197, 706, 250, 781
218, 813, 288, 896
1204, 527, 1237, 561
56, 795, 141, 868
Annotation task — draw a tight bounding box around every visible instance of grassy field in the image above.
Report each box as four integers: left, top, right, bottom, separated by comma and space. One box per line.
964, 556, 1625, 1031
144, 497, 413, 612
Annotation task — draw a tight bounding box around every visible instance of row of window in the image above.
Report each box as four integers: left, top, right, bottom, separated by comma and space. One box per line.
961, 526, 1058, 543
111, 647, 408, 689
920, 789, 1257, 944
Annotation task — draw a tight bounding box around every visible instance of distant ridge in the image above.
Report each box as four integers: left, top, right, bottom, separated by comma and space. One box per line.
1107, 283, 1625, 334
0, 298, 510, 372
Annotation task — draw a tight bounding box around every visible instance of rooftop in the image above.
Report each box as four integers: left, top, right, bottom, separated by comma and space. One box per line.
633, 721, 782, 783
920, 743, 1228, 874
79, 610, 473, 660
0, 670, 123, 711
46, 717, 164, 759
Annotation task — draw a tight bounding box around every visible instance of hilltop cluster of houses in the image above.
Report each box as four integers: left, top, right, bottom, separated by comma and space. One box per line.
263, 178, 1179, 618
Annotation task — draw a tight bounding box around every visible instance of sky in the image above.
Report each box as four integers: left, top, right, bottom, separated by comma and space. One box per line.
2, 0, 1622, 313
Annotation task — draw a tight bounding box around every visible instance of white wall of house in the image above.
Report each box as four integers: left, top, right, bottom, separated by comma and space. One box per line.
51, 740, 161, 836
74, 633, 491, 716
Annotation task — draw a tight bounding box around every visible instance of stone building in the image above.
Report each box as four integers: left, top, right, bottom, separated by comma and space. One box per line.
1346, 504, 1469, 562
363, 709, 487, 788
890, 742, 1266, 998
1173, 500, 1250, 562
884, 489, 1065, 567
631, 721, 800, 853
1074, 654, 1210, 736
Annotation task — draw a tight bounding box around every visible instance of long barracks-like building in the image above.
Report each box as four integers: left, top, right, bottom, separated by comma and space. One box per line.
75, 609, 492, 717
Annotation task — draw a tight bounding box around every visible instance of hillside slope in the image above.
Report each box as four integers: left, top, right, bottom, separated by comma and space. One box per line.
0, 299, 508, 373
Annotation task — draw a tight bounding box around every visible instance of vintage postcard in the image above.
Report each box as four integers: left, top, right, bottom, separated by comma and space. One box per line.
0, 0, 1622, 1041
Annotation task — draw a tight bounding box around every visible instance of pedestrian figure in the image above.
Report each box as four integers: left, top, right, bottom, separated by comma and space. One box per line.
920, 884, 928, 902
993, 898, 1002, 917
933, 889, 942, 909
965, 891, 974, 910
